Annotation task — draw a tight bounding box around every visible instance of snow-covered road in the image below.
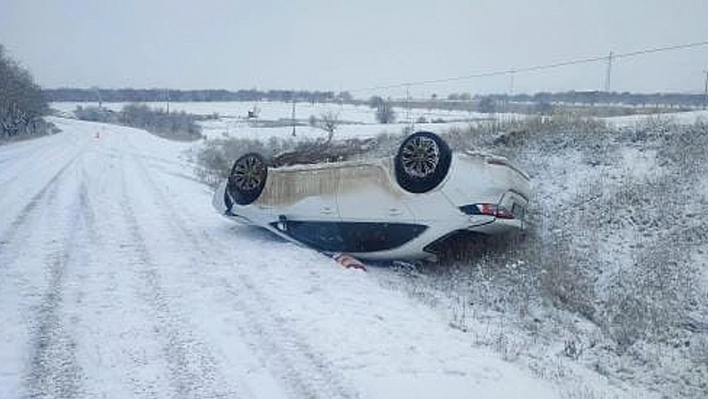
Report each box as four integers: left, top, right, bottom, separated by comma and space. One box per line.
0, 118, 559, 399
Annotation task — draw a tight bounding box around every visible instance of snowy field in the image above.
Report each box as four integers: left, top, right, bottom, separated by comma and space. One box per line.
51, 101, 518, 142
52, 101, 708, 143
50, 101, 493, 124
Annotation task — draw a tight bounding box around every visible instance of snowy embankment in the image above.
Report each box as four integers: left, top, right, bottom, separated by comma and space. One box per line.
0, 117, 564, 398
376, 115, 708, 399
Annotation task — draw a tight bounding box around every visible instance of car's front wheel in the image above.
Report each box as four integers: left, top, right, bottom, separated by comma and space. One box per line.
394, 131, 451, 193
227, 153, 268, 205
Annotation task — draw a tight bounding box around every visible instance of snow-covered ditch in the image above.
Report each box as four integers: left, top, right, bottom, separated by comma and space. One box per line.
372, 116, 708, 399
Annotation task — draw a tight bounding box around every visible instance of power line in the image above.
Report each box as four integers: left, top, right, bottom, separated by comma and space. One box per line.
349, 40, 708, 94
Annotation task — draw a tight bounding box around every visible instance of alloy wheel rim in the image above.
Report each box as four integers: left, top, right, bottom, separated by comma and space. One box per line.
232, 155, 264, 190
401, 136, 440, 178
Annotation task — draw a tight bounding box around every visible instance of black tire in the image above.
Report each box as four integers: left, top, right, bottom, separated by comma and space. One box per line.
394, 131, 451, 193
227, 153, 268, 205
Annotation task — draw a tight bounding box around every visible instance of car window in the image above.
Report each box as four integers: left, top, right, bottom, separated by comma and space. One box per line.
276, 221, 427, 253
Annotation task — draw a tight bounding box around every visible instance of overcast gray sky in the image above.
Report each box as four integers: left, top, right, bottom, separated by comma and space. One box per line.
1, 0, 707, 97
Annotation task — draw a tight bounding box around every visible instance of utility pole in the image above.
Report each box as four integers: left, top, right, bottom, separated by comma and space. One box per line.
405, 84, 411, 129
604, 52, 614, 92
703, 69, 708, 110
291, 99, 297, 137
339, 82, 344, 110
93, 87, 102, 109
508, 70, 516, 113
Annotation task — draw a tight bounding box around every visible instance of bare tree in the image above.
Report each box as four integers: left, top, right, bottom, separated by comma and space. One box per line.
0, 44, 49, 139
320, 111, 339, 143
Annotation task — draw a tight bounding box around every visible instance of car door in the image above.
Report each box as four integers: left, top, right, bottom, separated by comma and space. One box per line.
259, 165, 341, 222
336, 160, 414, 223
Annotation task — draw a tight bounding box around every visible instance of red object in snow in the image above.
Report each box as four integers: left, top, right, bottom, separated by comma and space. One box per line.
333, 253, 366, 271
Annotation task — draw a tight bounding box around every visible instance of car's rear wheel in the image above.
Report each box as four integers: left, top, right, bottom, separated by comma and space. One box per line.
394, 131, 451, 193
227, 153, 268, 205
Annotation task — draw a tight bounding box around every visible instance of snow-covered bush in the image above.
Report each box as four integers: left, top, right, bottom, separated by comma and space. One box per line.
73, 103, 204, 140
119, 103, 202, 139
537, 233, 597, 320
194, 137, 278, 187
604, 241, 696, 349
73, 105, 117, 123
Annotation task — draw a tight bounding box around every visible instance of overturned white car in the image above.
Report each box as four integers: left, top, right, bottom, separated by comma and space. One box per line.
213, 131, 530, 261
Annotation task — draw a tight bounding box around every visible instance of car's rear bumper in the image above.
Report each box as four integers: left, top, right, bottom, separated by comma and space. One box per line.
470, 217, 525, 234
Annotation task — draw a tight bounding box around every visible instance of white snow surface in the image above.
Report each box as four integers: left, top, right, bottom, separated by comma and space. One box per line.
0, 117, 565, 399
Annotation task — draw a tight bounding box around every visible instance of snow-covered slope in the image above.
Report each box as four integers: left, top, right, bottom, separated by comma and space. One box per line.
0, 117, 564, 398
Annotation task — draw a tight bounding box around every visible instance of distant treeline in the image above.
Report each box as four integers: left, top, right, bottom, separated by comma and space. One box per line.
45, 88, 354, 104
390, 91, 706, 111
382, 91, 706, 116
45, 88, 706, 110
477, 91, 706, 109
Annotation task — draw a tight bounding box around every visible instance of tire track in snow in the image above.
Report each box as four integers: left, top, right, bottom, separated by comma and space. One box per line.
0, 149, 82, 398
76, 158, 100, 245
0, 143, 74, 190
0, 137, 57, 169
25, 156, 86, 399
0, 147, 82, 254
117, 158, 239, 399
51, 147, 170, 399
26, 255, 83, 399
0, 127, 86, 205
130, 153, 360, 399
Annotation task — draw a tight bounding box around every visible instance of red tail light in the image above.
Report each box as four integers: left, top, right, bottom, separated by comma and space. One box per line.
477, 204, 514, 219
